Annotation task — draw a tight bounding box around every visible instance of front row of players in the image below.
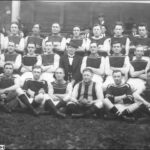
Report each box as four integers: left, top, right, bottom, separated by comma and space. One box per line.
1, 62, 150, 122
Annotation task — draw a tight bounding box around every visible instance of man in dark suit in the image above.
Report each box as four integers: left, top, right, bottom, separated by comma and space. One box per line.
59, 42, 83, 86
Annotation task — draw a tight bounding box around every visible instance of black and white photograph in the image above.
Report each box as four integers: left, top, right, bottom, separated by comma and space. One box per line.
0, 0, 150, 149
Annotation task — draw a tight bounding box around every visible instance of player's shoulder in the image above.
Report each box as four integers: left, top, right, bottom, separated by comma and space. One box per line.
40, 79, 48, 84
107, 83, 115, 89
24, 78, 33, 82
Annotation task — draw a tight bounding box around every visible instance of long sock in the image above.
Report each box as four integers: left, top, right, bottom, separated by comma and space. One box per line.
110, 106, 118, 115
66, 103, 77, 115
56, 101, 66, 109
18, 94, 37, 113
45, 100, 66, 118
45, 99, 58, 114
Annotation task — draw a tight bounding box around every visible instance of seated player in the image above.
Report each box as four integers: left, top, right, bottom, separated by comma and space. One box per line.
66, 68, 104, 118
43, 22, 66, 56
21, 65, 66, 118
103, 70, 142, 121
59, 42, 82, 86
21, 43, 41, 85
127, 45, 150, 95
86, 24, 110, 56
130, 23, 150, 61
109, 21, 130, 55
103, 41, 130, 91
0, 62, 39, 116
0, 41, 22, 74
81, 42, 105, 85
24, 23, 43, 54
66, 25, 87, 56
4, 22, 25, 54
40, 41, 60, 83
49, 67, 72, 110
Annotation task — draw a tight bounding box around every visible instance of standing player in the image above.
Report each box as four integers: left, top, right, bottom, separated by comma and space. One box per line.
130, 23, 150, 61
43, 23, 66, 56
87, 24, 110, 56
24, 24, 43, 54
109, 21, 130, 55
0, 41, 22, 74
66, 25, 87, 56
4, 22, 25, 54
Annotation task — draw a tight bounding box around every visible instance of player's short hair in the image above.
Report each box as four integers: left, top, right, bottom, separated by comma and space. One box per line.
55, 67, 65, 74
112, 41, 122, 46
112, 70, 123, 76
32, 65, 42, 72
27, 42, 36, 47
33, 23, 41, 30
93, 23, 101, 29
138, 22, 148, 30
114, 21, 124, 29
82, 68, 93, 74
4, 62, 14, 69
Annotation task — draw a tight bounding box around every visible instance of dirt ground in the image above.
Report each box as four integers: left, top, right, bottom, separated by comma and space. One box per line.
0, 111, 150, 150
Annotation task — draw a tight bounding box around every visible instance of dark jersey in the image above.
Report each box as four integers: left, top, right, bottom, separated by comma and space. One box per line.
51, 81, 68, 94
8, 35, 21, 45
22, 55, 38, 66
41, 54, 54, 66
106, 83, 134, 104
26, 35, 43, 54
0, 75, 15, 89
86, 56, 101, 68
23, 79, 48, 96
5, 53, 18, 62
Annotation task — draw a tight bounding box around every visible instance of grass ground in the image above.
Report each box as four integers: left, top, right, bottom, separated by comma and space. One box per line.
0, 112, 150, 150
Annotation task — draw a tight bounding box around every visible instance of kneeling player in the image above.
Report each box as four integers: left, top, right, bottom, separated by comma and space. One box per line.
66, 68, 104, 118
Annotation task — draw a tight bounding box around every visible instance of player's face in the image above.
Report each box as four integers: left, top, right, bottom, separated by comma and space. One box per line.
114, 25, 123, 36
27, 44, 36, 55
73, 27, 80, 37
8, 42, 15, 53
138, 26, 147, 37
90, 43, 98, 54
93, 26, 101, 37
83, 71, 93, 83
135, 47, 144, 58
32, 24, 40, 34
11, 24, 19, 34
4, 65, 13, 76
112, 43, 122, 54
113, 72, 122, 85
33, 68, 42, 80
55, 68, 65, 80
52, 23, 60, 34
67, 46, 76, 55
45, 42, 53, 53
101, 26, 106, 34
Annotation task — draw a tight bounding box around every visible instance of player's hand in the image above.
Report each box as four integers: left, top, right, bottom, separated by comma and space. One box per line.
38, 88, 45, 94
0, 94, 7, 99
27, 89, 35, 98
